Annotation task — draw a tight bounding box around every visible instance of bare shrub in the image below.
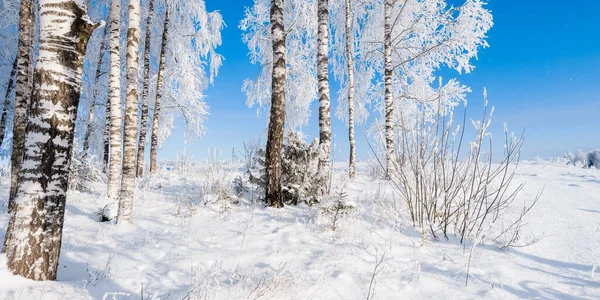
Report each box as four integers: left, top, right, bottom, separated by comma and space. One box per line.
368, 89, 539, 245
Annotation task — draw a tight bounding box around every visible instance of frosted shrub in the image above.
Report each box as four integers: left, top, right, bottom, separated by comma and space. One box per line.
68, 148, 104, 193
321, 188, 356, 231
281, 132, 324, 205
370, 89, 538, 246
563, 149, 600, 169
247, 132, 326, 205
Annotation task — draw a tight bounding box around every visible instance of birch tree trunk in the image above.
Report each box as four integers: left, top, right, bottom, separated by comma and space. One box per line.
264, 0, 286, 208
383, 0, 394, 177
8, 0, 36, 213
107, 0, 122, 200
2, 0, 99, 281
0, 59, 18, 147
136, 0, 155, 177
345, 0, 356, 179
118, 0, 142, 224
83, 15, 110, 157
149, 7, 169, 174
103, 96, 110, 171
317, 0, 331, 190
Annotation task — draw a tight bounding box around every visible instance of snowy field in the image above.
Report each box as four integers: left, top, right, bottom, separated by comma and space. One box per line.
0, 161, 599, 299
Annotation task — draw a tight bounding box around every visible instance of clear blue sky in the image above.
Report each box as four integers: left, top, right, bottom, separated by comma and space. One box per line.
159, 0, 600, 162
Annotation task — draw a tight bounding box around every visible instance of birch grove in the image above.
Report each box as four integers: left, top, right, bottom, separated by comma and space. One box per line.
2, 0, 100, 280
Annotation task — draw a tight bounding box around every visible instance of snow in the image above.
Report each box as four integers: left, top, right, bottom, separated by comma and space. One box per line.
0, 160, 599, 299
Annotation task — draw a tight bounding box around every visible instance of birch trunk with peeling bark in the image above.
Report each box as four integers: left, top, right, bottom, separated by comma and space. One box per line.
2, 0, 99, 281
8, 0, 36, 213
118, 0, 142, 224
136, 0, 155, 177
383, 0, 394, 177
345, 0, 356, 179
317, 0, 331, 191
107, 0, 122, 200
149, 7, 169, 174
264, 0, 286, 208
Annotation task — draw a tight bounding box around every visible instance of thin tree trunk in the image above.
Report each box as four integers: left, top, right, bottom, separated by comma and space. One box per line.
2, 0, 99, 281
118, 0, 142, 224
317, 0, 331, 190
136, 0, 155, 177
107, 0, 123, 200
345, 0, 356, 179
264, 0, 286, 208
103, 95, 110, 171
149, 7, 169, 174
7, 0, 36, 213
0, 59, 18, 147
83, 14, 110, 158
384, 0, 394, 177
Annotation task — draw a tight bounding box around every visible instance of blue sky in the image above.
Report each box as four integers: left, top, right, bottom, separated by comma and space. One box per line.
159, 0, 600, 162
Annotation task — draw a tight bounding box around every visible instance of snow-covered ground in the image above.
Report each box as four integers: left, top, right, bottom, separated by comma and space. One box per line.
0, 161, 599, 299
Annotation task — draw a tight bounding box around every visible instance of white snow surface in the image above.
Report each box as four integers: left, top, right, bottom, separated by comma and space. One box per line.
0, 161, 599, 299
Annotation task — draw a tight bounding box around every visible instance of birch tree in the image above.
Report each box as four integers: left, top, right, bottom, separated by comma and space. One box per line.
2, 0, 100, 280
0, 59, 17, 146
136, 0, 155, 177
149, 0, 223, 173
317, 0, 331, 187
265, 0, 287, 207
149, 5, 168, 174
107, 0, 122, 200
354, 0, 492, 174
7, 0, 36, 212
118, 0, 142, 224
82, 6, 110, 158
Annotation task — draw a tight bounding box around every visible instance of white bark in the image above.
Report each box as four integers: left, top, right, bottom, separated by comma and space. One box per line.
345, 0, 356, 179
317, 0, 331, 189
2, 0, 99, 280
383, 0, 394, 177
118, 0, 141, 224
107, 0, 122, 200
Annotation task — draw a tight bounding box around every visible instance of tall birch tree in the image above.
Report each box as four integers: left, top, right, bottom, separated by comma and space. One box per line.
2, 0, 100, 280
107, 0, 122, 200
136, 0, 155, 177
118, 0, 141, 224
264, 0, 287, 207
149, 5, 168, 174
317, 0, 331, 187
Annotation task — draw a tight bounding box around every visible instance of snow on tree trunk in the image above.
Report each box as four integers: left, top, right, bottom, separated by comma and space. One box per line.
118, 0, 141, 224
2, 0, 99, 281
149, 6, 168, 175
0, 59, 18, 147
136, 0, 155, 177
345, 0, 356, 179
264, 0, 286, 208
317, 0, 331, 190
383, 0, 394, 177
107, 0, 122, 200
83, 15, 110, 157
8, 0, 36, 213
